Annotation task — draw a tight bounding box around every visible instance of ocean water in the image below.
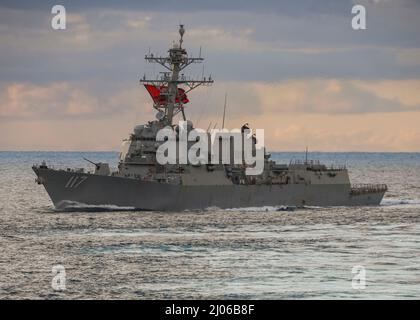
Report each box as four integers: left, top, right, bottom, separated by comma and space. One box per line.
0, 151, 419, 299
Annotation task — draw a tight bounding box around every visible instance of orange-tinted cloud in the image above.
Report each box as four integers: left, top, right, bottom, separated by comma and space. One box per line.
0, 82, 150, 120
1, 79, 419, 151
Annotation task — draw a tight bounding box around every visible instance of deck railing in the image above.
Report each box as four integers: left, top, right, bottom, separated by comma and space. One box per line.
289, 159, 346, 170
350, 184, 388, 195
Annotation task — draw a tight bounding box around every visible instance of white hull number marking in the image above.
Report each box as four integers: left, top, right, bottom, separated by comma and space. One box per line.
65, 176, 88, 189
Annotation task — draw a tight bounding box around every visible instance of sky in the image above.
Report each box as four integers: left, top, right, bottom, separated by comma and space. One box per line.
0, 0, 419, 151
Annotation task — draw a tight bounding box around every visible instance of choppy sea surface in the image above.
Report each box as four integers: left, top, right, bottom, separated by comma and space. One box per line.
0, 151, 419, 299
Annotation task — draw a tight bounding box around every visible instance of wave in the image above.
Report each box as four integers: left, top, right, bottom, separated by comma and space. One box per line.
381, 198, 420, 207
52, 198, 420, 212
55, 200, 138, 212
213, 205, 297, 212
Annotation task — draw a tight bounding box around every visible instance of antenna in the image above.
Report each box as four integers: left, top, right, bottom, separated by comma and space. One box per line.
222, 92, 227, 129
179, 24, 185, 47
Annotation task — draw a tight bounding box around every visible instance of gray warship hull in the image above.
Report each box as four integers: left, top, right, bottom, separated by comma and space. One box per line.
33, 167, 386, 211
31, 26, 388, 211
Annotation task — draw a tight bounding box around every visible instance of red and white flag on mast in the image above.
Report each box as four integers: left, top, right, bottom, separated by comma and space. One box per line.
144, 84, 189, 105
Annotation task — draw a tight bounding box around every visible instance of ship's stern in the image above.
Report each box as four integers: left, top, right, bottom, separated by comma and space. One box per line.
349, 184, 388, 205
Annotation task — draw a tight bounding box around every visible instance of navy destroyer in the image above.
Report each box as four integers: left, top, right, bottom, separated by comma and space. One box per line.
33, 25, 387, 211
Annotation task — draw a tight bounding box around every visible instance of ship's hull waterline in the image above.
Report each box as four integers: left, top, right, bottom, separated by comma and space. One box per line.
33, 167, 386, 211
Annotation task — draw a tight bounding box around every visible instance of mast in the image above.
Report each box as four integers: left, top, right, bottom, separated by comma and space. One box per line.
140, 25, 214, 125
222, 92, 227, 129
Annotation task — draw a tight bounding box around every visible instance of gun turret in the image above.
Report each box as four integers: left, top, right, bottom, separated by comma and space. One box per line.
83, 157, 110, 176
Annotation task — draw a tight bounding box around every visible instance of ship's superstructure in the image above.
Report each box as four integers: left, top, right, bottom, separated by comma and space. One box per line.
33, 25, 387, 210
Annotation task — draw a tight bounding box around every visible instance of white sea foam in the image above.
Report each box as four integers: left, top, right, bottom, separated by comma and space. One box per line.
56, 200, 137, 212
381, 198, 420, 207
221, 206, 296, 212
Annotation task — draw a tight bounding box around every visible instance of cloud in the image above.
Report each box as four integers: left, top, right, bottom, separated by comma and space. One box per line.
0, 83, 95, 119
235, 111, 420, 152
1, 6, 420, 84
0, 79, 419, 151
352, 79, 420, 107
0, 82, 150, 120
396, 48, 420, 66
1, 77, 418, 125
253, 79, 420, 114
0, 1, 353, 16
188, 79, 419, 120
126, 16, 152, 30
1, 1, 419, 151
